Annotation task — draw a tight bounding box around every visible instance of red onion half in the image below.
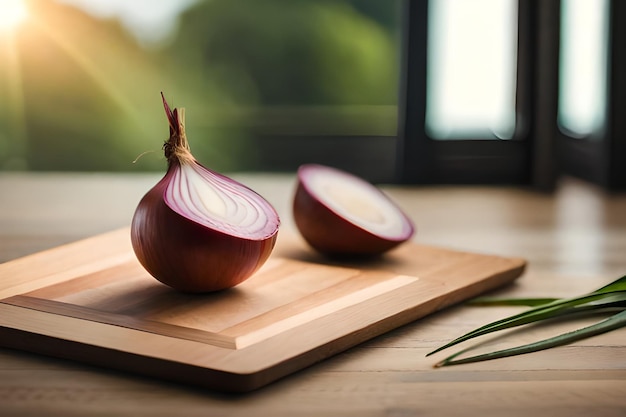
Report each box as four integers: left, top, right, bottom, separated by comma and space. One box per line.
131, 95, 280, 292
293, 164, 415, 257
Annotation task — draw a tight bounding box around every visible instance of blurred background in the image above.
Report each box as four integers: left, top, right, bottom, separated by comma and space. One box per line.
0, 0, 613, 184
0, 0, 401, 173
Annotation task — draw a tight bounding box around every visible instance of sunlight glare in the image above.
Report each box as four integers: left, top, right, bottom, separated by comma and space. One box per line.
0, 0, 28, 32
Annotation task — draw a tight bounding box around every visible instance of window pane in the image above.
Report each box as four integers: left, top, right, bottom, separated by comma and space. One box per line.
558, 0, 609, 138
426, 0, 518, 139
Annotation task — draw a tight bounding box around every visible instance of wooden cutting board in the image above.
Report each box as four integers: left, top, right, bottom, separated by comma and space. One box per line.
0, 228, 525, 392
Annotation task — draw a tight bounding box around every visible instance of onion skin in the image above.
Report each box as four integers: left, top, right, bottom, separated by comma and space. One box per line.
130, 95, 278, 293
131, 169, 277, 292
293, 165, 414, 257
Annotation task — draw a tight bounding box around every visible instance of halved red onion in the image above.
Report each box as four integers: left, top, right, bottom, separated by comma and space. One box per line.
293, 164, 415, 257
131, 95, 280, 292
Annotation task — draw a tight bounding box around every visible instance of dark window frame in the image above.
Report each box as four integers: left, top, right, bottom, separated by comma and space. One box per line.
396, 0, 559, 189
251, 0, 625, 191
559, 0, 626, 190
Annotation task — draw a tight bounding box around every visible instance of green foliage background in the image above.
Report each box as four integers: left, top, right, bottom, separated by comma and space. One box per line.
0, 0, 399, 172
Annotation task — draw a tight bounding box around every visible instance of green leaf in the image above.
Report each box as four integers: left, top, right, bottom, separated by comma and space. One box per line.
428, 275, 626, 367
468, 275, 626, 307
427, 290, 626, 356
435, 309, 626, 367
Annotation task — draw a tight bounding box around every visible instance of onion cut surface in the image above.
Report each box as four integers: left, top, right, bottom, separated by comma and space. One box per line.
164, 162, 278, 240
293, 164, 415, 257
130, 95, 279, 293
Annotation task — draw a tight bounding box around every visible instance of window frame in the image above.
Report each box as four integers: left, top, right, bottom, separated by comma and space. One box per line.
396, 0, 559, 189
251, 0, 626, 191
559, 0, 626, 190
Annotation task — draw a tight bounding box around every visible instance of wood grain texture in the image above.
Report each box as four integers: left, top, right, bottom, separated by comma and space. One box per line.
0, 227, 523, 391
0, 173, 625, 416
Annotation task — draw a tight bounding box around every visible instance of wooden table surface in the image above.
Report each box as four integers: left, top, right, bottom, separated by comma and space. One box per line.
0, 172, 625, 416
